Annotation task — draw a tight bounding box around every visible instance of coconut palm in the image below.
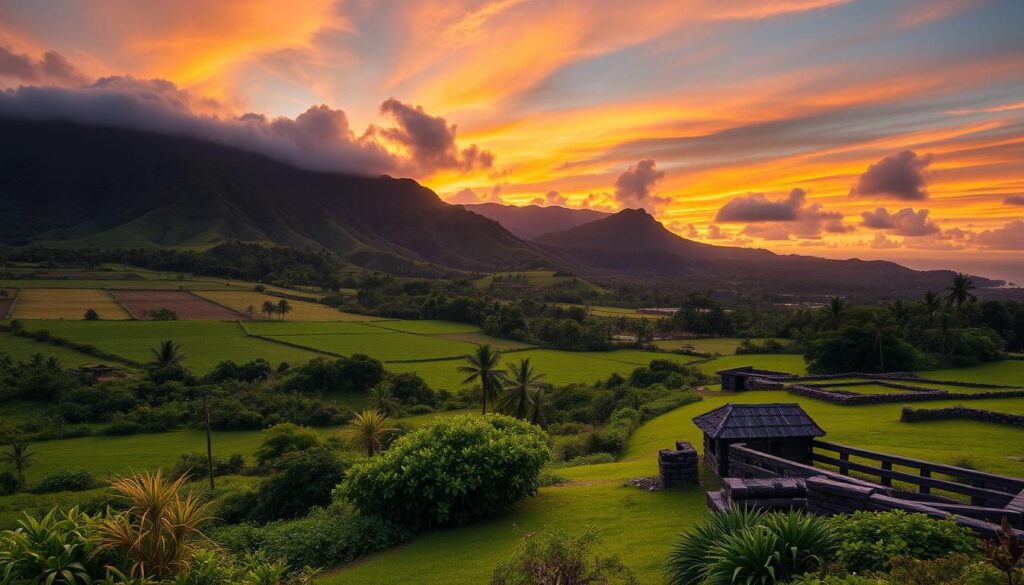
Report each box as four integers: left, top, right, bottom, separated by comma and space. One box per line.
95, 470, 211, 579
343, 410, 397, 457
368, 384, 404, 418
887, 300, 909, 331
150, 340, 186, 368
0, 442, 36, 489
499, 358, 544, 420
245, 305, 256, 320
871, 317, 896, 372
529, 386, 552, 427
261, 300, 276, 320
276, 299, 292, 321
458, 344, 507, 415
946, 273, 976, 311
921, 291, 941, 327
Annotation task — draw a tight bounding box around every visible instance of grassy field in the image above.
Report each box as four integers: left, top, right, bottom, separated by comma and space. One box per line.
694, 354, 808, 377
0, 279, 242, 290
369, 320, 482, 334
435, 332, 535, 350
0, 331, 119, 367
653, 338, 791, 355
475, 271, 607, 293
262, 332, 479, 362
19, 321, 321, 372
195, 290, 374, 321
815, 383, 918, 395
11, 288, 131, 320
920, 361, 1024, 386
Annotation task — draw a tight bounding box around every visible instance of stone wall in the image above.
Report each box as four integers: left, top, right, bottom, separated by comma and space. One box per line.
786, 384, 1024, 405
901, 406, 1024, 427
722, 477, 807, 510
659, 441, 698, 487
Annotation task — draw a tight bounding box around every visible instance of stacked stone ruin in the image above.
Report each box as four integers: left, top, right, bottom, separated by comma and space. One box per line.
659, 441, 698, 487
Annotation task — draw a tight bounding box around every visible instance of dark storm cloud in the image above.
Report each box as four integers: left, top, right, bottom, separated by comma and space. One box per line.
376, 98, 494, 174
860, 207, 939, 236
1004, 195, 1024, 205
0, 47, 88, 86
715, 188, 805, 222
849, 150, 933, 200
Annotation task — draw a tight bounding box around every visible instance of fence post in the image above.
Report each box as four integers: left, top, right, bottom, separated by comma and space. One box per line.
839, 452, 850, 476
919, 468, 931, 495
971, 480, 985, 506
880, 461, 892, 487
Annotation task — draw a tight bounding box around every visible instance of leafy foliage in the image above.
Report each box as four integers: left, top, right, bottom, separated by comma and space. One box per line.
31, 469, 96, 494
253, 423, 323, 466
340, 414, 549, 530
248, 448, 347, 523
490, 528, 637, 585
828, 510, 981, 573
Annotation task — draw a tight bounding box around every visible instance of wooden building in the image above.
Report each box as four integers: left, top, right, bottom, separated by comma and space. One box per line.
692, 403, 825, 477
716, 366, 792, 391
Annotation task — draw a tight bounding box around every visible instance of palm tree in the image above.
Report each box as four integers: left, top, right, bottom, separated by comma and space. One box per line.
499, 358, 544, 420
826, 296, 846, 327
529, 386, 551, 427
0, 442, 36, 489
921, 291, 941, 327
458, 345, 507, 415
343, 410, 397, 457
946, 273, 976, 311
887, 300, 909, 331
95, 470, 211, 579
245, 305, 256, 320
276, 299, 292, 321
368, 384, 404, 418
871, 317, 895, 373
150, 340, 186, 368
261, 300, 276, 320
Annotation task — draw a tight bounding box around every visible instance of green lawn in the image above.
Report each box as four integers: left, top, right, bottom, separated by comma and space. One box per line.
695, 354, 808, 377
653, 338, 790, 355
810, 383, 918, 395
0, 331, 121, 367
920, 361, 1024, 386
19, 321, 321, 372
245, 322, 391, 336
368, 320, 483, 334
265, 332, 478, 362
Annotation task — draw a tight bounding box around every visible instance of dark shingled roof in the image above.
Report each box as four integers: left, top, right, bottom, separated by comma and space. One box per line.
692, 403, 825, 440
715, 366, 793, 377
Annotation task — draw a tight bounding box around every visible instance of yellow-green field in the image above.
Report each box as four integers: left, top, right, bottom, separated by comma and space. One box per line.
10, 288, 131, 320
194, 290, 375, 321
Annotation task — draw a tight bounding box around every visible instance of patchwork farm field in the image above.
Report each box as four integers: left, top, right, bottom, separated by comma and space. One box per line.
0, 331, 115, 367
260, 332, 480, 362
10, 288, 131, 320
0, 279, 241, 290
113, 290, 242, 320
195, 290, 374, 321
18, 320, 321, 372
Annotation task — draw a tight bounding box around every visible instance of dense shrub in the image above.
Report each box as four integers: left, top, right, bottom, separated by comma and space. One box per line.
204, 359, 274, 383
805, 324, 922, 373
388, 372, 435, 406
491, 528, 637, 585
0, 471, 20, 495
32, 469, 96, 493
828, 511, 981, 573
550, 452, 615, 468
248, 449, 347, 523
253, 423, 323, 466
211, 508, 410, 569
170, 452, 246, 481
340, 414, 549, 530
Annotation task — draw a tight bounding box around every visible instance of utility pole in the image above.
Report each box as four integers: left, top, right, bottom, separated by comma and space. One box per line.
203, 391, 214, 490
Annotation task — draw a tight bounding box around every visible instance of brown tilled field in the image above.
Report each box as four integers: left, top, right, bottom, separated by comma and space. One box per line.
112, 290, 243, 320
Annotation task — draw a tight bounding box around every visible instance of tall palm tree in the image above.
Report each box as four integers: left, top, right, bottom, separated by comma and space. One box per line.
826, 296, 846, 327
921, 291, 941, 327
946, 273, 976, 311
887, 300, 909, 331
343, 410, 397, 457
0, 442, 36, 489
499, 358, 544, 420
368, 384, 404, 418
871, 317, 895, 373
261, 300, 276, 320
458, 345, 507, 415
150, 340, 186, 368
276, 299, 292, 321
529, 386, 551, 427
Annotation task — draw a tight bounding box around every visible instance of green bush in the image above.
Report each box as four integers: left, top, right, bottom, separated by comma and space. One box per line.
170, 452, 246, 481
0, 471, 20, 495
0, 507, 126, 583
666, 508, 836, 585
249, 448, 346, 523
550, 452, 615, 468
211, 508, 410, 569
253, 423, 323, 466
828, 511, 982, 573
490, 528, 637, 585
32, 469, 96, 493
339, 414, 549, 530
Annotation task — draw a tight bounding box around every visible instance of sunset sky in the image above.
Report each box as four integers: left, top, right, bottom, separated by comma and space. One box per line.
1, 0, 1022, 281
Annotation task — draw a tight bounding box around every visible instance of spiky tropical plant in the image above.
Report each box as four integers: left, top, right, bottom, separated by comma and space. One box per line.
343, 410, 397, 457
666, 507, 767, 585
458, 345, 507, 415
0, 441, 36, 489
150, 340, 186, 369
499, 358, 544, 420
94, 470, 211, 579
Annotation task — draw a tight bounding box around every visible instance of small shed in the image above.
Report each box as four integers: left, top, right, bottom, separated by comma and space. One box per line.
692, 403, 825, 477
716, 366, 792, 391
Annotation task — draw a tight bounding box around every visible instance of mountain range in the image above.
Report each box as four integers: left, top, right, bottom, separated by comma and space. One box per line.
0, 118, 1005, 297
